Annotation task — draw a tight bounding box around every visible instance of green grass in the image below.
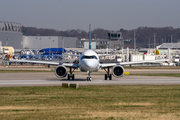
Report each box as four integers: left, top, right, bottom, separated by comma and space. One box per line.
124, 66, 180, 69
0, 70, 53, 73
0, 85, 180, 119
131, 73, 180, 77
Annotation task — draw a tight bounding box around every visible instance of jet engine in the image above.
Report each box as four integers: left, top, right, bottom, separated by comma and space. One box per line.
54, 65, 67, 78
112, 65, 125, 77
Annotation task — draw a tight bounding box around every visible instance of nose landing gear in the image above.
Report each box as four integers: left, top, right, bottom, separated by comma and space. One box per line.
86, 71, 92, 81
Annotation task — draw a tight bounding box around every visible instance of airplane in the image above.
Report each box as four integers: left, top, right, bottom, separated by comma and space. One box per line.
8, 24, 169, 81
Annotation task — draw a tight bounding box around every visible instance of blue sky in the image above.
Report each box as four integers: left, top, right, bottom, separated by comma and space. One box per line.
1, 0, 180, 31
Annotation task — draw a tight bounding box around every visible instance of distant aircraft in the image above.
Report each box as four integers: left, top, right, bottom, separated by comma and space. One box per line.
9, 25, 169, 81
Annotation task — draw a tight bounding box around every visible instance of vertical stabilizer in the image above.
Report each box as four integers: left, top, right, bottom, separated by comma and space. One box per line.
89, 24, 91, 50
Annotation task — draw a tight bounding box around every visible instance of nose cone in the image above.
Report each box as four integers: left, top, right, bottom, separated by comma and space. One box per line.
81, 60, 99, 71
85, 60, 97, 67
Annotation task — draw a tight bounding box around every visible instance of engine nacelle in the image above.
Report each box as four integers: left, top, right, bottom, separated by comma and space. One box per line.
54, 65, 67, 78
112, 65, 125, 77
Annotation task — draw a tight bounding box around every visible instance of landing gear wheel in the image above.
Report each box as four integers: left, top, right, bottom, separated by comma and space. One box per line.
86, 77, 92, 81
67, 74, 75, 80
67, 74, 70, 80
104, 74, 112, 80
86, 71, 92, 81
104, 67, 113, 80
67, 68, 75, 80
105, 74, 107, 80
72, 74, 74, 80
109, 74, 112, 80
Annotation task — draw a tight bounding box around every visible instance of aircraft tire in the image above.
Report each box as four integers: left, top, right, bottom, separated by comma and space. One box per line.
67, 74, 70, 80
72, 74, 74, 80
105, 74, 107, 80
86, 77, 92, 81
109, 74, 112, 80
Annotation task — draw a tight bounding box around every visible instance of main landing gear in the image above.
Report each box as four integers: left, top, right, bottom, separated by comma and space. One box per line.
67, 68, 75, 80
86, 71, 92, 81
104, 67, 112, 80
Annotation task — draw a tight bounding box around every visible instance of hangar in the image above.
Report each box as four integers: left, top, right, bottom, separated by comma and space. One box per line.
0, 21, 23, 49
158, 42, 180, 50
23, 36, 77, 49
0, 21, 78, 51
158, 42, 180, 56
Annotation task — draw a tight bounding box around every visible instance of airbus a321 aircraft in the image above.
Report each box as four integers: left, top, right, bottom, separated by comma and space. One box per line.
9, 48, 169, 81
9, 25, 169, 81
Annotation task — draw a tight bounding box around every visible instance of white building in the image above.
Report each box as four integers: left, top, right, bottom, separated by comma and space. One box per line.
23, 36, 78, 49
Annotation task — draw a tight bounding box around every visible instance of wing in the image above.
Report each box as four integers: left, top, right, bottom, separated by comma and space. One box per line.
9, 59, 59, 65
61, 63, 79, 68
100, 59, 169, 68
9, 59, 79, 68
119, 59, 169, 65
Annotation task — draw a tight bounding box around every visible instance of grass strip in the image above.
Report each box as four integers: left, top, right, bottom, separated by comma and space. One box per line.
124, 66, 180, 69
0, 85, 180, 119
0, 70, 52, 73
130, 73, 180, 77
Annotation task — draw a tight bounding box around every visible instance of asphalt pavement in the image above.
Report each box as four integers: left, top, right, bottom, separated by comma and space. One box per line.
0, 72, 179, 87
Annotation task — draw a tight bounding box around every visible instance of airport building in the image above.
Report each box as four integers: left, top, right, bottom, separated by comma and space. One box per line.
76, 39, 110, 49
0, 21, 78, 51
23, 36, 77, 49
158, 43, 180, 50
108, 32, 124, 49
76, 32, 124, 50
158, 42, 180, 56
0, 21, 23, 49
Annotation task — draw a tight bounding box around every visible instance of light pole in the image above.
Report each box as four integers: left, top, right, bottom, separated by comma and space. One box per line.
109, 33, 111, 50
39, 37, 42, 60
148, 39, 151, 49
49, 37, 51, 59
6, 36, 8, 46
62, 37, 64, 61
171, 35, 173, 43
52, 40, 54, 56
153, 33, 156, 55
153, 33, 156, 49
134, 30, 136, 54
39, 37, 43, 49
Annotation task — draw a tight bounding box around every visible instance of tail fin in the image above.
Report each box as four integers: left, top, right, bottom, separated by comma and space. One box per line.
89, 24, 91, 50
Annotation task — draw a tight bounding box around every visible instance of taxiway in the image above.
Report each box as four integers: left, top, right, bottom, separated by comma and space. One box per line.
0, 72, 179, 87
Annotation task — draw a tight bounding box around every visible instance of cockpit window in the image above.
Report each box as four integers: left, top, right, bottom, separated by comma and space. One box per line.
81, 55, 97, 60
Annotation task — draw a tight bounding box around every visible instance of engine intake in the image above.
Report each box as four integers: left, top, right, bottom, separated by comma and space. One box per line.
112, 65, 125, 77
54, 65, 67, 78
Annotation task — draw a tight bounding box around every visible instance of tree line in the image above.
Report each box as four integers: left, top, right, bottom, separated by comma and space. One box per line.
22, 26, 180, 49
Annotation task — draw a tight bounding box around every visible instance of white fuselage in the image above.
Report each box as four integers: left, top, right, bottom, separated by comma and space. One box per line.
79, 50, 100, 72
